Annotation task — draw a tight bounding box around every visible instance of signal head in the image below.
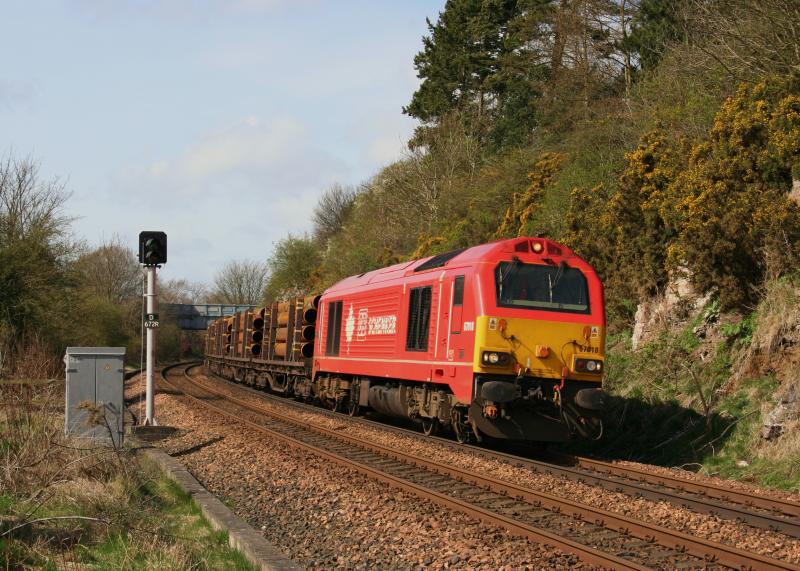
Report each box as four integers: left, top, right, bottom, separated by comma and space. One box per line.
139, 231, 167, 265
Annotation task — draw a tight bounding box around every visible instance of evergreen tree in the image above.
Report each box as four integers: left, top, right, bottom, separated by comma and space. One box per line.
404, 0, 519, 133
626, 0, 686, 72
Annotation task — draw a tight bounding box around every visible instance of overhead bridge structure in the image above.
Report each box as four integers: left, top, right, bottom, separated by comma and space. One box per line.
163, 304, 256, 331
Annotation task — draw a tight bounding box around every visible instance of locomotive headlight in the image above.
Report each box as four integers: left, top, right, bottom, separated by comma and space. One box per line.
575, 358, 603, 374
482, 351, 511, 367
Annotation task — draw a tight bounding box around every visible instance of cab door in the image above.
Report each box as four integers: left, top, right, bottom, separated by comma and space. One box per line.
447, 275, 466, 361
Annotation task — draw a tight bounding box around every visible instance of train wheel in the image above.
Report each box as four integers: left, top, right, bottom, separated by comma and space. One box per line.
421, 418, 439, 437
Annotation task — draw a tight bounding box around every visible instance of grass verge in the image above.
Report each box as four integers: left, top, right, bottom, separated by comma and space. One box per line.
0, 380, 255, 570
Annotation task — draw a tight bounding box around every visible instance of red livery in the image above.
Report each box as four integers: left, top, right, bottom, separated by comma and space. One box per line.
206, 237, 607, 443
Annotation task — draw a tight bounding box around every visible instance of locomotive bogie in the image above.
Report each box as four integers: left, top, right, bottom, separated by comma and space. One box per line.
315, 375, 352, 410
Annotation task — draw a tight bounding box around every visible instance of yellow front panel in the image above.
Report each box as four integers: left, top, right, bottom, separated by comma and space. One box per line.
473, 315, 605, 382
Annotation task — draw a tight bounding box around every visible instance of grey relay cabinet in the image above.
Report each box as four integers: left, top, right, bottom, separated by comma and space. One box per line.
64, 347, 125, 446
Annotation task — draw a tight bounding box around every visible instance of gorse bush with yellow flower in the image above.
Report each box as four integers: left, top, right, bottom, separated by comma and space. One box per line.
567, 75, 800, 311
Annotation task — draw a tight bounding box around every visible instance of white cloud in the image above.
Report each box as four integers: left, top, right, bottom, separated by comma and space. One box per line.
174, 116, 304, 180
117, 115, 348, 199
72, 114, 350, 283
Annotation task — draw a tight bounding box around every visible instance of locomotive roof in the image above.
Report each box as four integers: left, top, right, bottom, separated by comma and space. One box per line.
324, 237, 577, 295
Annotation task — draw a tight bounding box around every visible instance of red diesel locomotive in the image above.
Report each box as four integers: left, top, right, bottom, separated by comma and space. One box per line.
205, 237, 606, 443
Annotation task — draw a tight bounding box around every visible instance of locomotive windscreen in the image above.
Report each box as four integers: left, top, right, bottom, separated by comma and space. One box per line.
495, 260, 590, 314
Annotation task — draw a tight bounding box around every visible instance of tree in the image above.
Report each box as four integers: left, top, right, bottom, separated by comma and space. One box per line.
404, 0, 520, 141
74, 237, 141, 305
70, 238, 143, 356
210, 260, 269, 305
264, 235, 321, 301
625, 0, 684, 72
0, 156, 76, 376
682, 0, 800, 80
160, 279, 210, 304
312, 183, 357, 243
0, 156, 74, 338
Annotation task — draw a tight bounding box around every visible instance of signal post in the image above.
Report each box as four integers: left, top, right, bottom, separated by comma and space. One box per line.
138, 231, 167, 426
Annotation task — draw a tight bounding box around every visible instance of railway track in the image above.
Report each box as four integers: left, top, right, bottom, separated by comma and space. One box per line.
161, 362, 799, 571
198, 364, 800, 540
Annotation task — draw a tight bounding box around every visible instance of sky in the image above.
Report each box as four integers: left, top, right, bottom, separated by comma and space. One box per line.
1, 0, 443, 285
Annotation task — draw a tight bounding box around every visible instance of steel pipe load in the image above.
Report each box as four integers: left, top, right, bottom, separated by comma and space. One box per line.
301, 325, 315, 341
298, 342, 313, 358
250, 344, 262, 356
252, 330, 264, 343
253, 316, 264, 329
302, 307, 317, 324
311, 294, 321, 309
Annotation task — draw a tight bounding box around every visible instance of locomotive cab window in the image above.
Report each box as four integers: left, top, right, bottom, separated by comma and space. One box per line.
325, 300, 343, 356
495, 260, 590, 314
406, 286, 432, 351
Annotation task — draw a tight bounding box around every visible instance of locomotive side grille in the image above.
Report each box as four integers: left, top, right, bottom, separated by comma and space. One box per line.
406, 285, 432, 352
325, 300, 343, 356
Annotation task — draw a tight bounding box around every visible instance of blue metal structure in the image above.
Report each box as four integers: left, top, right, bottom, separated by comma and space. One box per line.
163, 303, 256, 330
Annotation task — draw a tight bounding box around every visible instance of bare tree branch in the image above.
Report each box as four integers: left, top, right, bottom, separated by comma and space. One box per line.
210, 260, 269, 305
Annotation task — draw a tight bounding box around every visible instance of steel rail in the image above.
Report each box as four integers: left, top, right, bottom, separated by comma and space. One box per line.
180, 365, 800, 571
568, 455, 800, 518
161, 363, 647, 571
201, 365, 800, 537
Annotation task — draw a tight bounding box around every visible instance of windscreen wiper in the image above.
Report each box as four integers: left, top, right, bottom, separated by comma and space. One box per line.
548, 261, 568, 303
499, 256, 522, 299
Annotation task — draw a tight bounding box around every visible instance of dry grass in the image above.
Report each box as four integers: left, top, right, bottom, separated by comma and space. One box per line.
0, 333, 62, 382
732, 277, 800, 381
756, 417, 800, 467
0, 381, 254, 570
